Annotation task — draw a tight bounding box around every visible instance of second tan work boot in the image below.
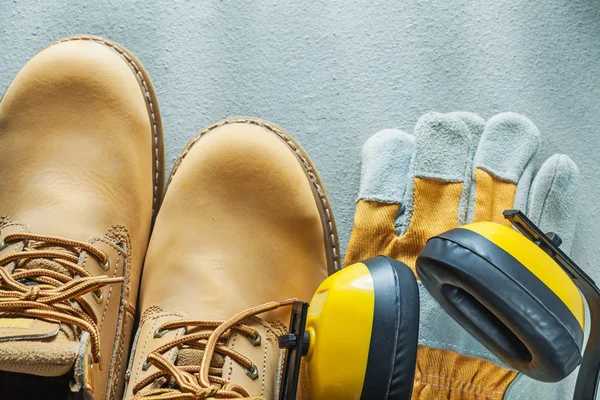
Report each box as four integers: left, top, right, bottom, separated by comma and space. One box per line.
0, 36, 164, 399
123, 118, 339, 399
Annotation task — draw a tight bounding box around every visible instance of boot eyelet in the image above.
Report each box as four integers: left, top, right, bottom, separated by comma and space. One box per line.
100, 254, 110, 271
116, 241, 127, 252
248, 331, 261, 347
245, 363, 259, 380
0, 240, 7, 251
154, 327, 169, 338
142, 359, 151, 371
93, 289, 103, 304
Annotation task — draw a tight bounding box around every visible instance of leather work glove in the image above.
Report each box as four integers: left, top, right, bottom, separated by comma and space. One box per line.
345, 112, 583, 399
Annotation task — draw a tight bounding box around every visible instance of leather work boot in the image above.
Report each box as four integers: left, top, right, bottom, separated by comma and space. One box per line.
0, 36, 164, 399
123, 118, 340, 399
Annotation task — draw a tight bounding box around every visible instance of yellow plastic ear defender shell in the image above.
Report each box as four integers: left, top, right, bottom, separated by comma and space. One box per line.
279, 256, 419, 400
503, 210, 600, 400
304, 261, 375, 399
417, 220, 584, 382
463, 222, 584, 327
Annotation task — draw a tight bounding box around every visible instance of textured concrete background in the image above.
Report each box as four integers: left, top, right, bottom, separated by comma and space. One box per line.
1, 0, 599, 280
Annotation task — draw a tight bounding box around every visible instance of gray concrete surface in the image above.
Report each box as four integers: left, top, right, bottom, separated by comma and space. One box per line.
1, 1, 599, 279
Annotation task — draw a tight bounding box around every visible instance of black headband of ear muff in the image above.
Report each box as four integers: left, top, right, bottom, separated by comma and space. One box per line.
416, 210, 600, 400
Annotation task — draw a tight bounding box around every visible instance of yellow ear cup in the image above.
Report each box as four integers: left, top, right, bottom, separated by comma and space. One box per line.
463, 222, 584, 327
416, 222, 585, 382
305, 261, 374, 399
305, 256, 419, 400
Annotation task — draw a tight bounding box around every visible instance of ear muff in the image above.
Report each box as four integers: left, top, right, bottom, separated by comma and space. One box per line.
305, 256, 419, 400
416, 222, 585, 382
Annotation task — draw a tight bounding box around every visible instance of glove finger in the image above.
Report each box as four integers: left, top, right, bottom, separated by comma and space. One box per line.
513, 157, 537, 213
527, 154, 580, 254
446, 112, 485, 225
446, 111, 485, 145
392, 112, 472, 270
345, 129, 415, 266
357, 129, 415, 204
471, 112, 540, 224
412, 112, 472, 183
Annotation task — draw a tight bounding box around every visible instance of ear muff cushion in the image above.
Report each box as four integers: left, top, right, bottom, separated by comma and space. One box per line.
416, 228, 583, 382
361, 256, 420, 400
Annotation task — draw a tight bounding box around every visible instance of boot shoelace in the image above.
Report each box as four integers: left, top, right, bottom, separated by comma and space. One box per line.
131, 299, 296, 400
0, 232, 123, 366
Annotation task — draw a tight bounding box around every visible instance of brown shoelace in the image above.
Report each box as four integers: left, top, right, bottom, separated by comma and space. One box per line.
0, 232, 123, 365
131, 299, 296, 400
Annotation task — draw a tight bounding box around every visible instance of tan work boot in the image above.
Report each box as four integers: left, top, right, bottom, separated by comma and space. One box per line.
123, 118, 339, 399
0, 36, 164, 399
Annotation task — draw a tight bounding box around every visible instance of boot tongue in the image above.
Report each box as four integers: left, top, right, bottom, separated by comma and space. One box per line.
22, 257, 69, 275
19, 243, 77, 276
168, 347, 226, 391
0, 317, 79, 377
0, 244, 82, 377
175, 348, 225, 369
